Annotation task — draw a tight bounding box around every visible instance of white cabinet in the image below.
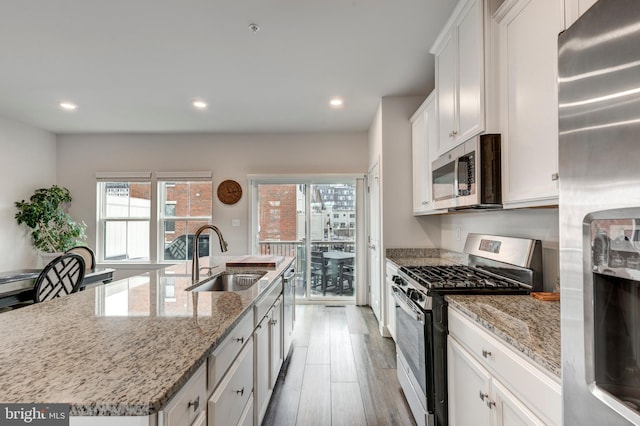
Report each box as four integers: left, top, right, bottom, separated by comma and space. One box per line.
384, 260, 398, 340
254, 314, 271, 425
207, 311, 254, 395
495, 0, 563, 208
448, 338, 493, 426
448, 338, 543, 426
162, 363, 207, 426
269, 295, 284, 388
208, 338, 254, 426
411, 91, 445, 216
431, 0, 487, 155
253, 279, 287, 425
448, 308, 561, 426
565, 0, 598, 27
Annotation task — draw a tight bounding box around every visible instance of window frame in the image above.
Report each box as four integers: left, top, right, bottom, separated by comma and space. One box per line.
96, 171, 213, 265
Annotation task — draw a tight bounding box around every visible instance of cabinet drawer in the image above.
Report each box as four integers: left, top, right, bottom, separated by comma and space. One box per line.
162, 363, 206, 426
254, 278, 283, 326
208, 311, 253, 394
448, 308, 561, 425
208, 337, 254, 426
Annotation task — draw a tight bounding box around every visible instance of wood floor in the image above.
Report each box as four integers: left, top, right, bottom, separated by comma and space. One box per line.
262, 305, 416, 426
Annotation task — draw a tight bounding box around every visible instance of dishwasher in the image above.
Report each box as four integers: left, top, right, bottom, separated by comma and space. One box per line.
282, 266, 296, 358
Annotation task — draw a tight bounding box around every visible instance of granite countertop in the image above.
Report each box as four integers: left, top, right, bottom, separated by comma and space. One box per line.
446, 294, 561, 378
386, 248, 465, 267
0, 256, 294, 416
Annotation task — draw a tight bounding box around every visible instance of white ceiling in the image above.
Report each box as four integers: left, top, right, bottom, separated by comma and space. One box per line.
0, 0, 456, 134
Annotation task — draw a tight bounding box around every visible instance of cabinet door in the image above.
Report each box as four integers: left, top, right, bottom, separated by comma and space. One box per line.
270, 296, 284, 389
163, 364, 206, 426
493, 380, 545, 426
412, 108, 429, 214
456, 0, 484, 142
448, 338, 492, 426
208, 338, 254, 426
255, 315, 271, 425
436, 31, 457, 156
497, 0, 563, 207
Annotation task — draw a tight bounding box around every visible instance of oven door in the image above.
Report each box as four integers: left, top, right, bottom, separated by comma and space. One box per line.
392, 286, 433, 414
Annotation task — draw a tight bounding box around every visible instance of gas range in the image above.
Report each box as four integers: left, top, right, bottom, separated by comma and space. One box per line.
401, 264, 532, 292
391, 234, 544, 426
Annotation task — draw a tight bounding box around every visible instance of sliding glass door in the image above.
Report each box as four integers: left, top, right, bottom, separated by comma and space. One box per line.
250, 177, 361, 303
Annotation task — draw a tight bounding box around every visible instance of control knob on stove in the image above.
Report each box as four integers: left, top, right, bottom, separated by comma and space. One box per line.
392, 275, 406, 286
406, 288, 424, 302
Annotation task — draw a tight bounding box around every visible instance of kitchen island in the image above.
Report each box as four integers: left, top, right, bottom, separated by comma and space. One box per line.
0, 256, 294, 424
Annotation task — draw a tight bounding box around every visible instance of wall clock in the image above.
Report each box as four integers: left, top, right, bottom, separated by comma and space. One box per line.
217, 180, 243, 205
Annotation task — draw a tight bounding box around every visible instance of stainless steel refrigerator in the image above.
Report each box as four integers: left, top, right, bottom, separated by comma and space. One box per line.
559, 0, 640, 424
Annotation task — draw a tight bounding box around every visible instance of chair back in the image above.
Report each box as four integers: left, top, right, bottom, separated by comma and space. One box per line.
34, 253, 85, 303
66, 246, 96, 272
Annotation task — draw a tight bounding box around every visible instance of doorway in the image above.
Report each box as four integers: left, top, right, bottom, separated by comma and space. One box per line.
250, 177, 364, 303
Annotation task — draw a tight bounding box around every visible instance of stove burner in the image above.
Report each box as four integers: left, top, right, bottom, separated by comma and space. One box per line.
401, 265, 529, 292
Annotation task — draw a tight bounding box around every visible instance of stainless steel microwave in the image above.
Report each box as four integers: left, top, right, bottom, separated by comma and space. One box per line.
431, 134, 501, 210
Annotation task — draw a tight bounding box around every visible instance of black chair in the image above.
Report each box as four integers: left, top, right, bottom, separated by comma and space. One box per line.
66, 246, 96, 272
310, 251, 325, 290
33, 253, 85, 303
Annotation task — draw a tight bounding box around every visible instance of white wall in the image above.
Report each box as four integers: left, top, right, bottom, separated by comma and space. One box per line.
0, 116, 57, 269
56, 132, 368, 258
373, 96, 441, 249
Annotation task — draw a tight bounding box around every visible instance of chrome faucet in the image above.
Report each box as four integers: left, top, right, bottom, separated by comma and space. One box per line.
192, 224, 229, 283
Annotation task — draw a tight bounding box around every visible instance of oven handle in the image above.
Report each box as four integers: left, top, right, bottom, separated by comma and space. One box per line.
391, 286, 424, 324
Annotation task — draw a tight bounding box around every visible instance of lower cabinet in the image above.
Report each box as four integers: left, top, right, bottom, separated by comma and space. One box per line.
254, 312, 271, 424
161, 363, 207, 426
448, 338, 543, 426
385, 260, 398, 340
269, 295, 284, 388
208, 338, 254, 426
447, 308, 561, 426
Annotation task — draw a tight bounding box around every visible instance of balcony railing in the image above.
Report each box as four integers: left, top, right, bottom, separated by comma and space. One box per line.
258, 240, 355, 281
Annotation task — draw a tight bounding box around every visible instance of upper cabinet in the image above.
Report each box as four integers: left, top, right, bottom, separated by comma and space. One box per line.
431, 0, 491, 156
565, 0, 598, 27
494, 0, 564, 208
411, 91, 445, 215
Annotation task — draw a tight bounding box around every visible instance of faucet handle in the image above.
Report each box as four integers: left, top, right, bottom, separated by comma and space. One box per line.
199, 266, 217, 277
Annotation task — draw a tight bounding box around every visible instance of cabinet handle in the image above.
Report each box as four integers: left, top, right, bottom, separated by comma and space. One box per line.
235, 387, 245, 396
188, 396, 200, 411
479, 391, 488, 401
449, 130, 458, 138
421, 201, 429, 206
482, 349, 492, 358
552, 173, 559, 181
270, 319, 278, 325
486, 399, 496, 409
235, 337, 244, 344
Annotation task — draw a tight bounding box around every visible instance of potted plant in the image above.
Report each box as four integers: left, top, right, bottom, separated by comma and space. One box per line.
15, 185, 87, 257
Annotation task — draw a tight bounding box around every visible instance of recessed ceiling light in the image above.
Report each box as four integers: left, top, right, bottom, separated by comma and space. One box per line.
329, 98, 344, 108
192, 100, 207, 109
249, 23, 260, 33
59, 102, 77, 111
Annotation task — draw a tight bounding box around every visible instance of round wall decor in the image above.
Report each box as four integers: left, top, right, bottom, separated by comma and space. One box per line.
217, 179, 243, 205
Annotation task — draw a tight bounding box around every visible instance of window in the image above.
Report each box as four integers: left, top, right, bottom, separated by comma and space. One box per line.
159, 179, 212, 262
97, 172, 212, 263
98, 179, 152, 261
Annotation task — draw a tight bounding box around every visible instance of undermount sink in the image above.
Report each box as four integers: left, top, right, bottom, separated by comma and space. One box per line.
189, 271, 266, 292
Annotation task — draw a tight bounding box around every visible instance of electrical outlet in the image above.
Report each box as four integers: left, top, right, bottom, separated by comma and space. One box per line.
231, 219, 240, 227
455, 227, 461, 241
